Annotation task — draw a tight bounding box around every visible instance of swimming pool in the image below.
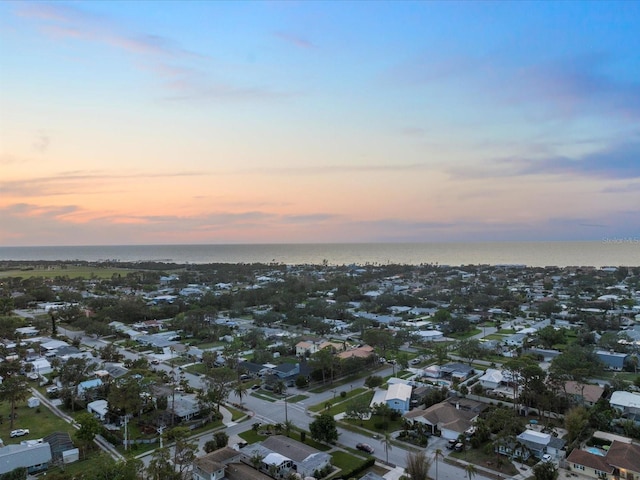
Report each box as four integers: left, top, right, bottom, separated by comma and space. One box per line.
586, 447, 605, 456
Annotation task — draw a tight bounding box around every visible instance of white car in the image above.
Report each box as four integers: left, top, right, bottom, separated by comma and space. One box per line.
541, 454, 552, 462
10, 429, 29, 438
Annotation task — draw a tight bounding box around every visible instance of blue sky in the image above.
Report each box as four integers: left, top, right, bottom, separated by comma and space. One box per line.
1, 1, 639, 246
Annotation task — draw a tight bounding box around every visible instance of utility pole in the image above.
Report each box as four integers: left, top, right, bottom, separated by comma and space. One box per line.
124, 415, 128, 451
157, 424, 165, 449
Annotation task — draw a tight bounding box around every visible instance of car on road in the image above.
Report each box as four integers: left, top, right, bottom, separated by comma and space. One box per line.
447, 439, 458, 449
356, 443, 374, 454
10, 429, 29, 438
542, 454, 552, 462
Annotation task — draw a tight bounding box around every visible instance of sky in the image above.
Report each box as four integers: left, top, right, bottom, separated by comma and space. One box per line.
1, 1, 639, 246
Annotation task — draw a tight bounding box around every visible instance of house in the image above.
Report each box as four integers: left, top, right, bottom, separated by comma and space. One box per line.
0, 442, 52, 475
404, 398, 485, 440
504, 332, 527, 347
478, 369, 504, 390
77, 378, 103, 397
242, 435, 332, 478
596, 351, 627, 371
385, 383, 412, 414
563, 381, 605, 406
168, 394, 200, 422
603, 440, 640, 480
440, 362, 474, 381
88, 399, 109, 421
336, 345, 375, 360
566, 449, 614, 480
566, 440, 640, 480
192, 446, 243, 480
271, 363, 300, 380
609, 391, 640, 416
509, 429, 565, 460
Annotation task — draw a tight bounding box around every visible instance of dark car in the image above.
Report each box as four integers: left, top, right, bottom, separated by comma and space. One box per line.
356, 443, 374, 454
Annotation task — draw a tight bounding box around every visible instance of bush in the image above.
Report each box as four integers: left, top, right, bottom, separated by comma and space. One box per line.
340, 391, 347, 399
338, 457, 375, 479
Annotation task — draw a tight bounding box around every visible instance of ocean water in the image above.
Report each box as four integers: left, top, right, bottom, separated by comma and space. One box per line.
0, 241, 637, 267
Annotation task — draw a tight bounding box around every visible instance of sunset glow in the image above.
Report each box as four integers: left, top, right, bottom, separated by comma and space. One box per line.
1, 1, 639, 246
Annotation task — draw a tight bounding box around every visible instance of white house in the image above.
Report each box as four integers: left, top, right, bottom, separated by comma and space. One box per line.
478, 369, 504, 390
610, 391, 640, 415
87, 399, 109, 421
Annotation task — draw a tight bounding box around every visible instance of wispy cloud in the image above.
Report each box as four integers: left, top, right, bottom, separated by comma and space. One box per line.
14, 2, 284, 102
274, 31, 315, 49
32, 130, 50, 153
385, 52, 640, 121
449, 137, 640, 180
0, 170, 207, 197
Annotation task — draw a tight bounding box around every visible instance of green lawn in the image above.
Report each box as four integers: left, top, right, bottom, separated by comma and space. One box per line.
184, 363, 207, 375
0, 400, 75, 441
250, 391, 277, 402
309, 387, 368, 413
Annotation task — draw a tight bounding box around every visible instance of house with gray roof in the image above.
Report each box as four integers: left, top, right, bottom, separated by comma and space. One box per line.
242, 435, 332, 478
0, 442, 52, 475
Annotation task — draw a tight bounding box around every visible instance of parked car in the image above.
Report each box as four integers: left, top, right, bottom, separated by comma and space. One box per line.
542, 454, 552, 462
10, 429, 29, 438
251, 384, 261, 390
454, 442, 464, 452
447, 439, 458, 449
356, 443, 374, 454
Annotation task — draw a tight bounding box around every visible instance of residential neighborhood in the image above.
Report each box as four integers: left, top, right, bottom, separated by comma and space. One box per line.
0, 260, 638, 480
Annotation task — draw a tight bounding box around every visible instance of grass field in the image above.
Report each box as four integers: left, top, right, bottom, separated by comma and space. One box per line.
0, 397, 75, 442
0, 265, 137, 279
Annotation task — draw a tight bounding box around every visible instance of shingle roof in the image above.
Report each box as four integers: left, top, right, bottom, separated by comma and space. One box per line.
605, 440, 640, 473
192, 447, 241, 474
566, 450, 614, 473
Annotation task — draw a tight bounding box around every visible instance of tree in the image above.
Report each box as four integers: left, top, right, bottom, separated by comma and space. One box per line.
344, 396, 371, 426
433, 449, 443, 480
233, 381, 248, 405
146, 447, 181, 480
365, 375, 384, 389
213, 431, 229, 449
309, 414, 339, 444
380, 431, 393, 465
533, 461, 559, 480
165, 426, 197, 478
0, 375, 29, 429
201, 367, 235, 414
464, 463, 478, 480
405, 450, 432, 480
456, 339, 483, 365
564, 406, 590, 446
108, 376, 145, 419
310, 348, 336, 384
75, 412, 103, 459
98, 343, 122, 362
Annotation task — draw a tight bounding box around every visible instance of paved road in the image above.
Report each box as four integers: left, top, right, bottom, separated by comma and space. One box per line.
53, 326, 497, 479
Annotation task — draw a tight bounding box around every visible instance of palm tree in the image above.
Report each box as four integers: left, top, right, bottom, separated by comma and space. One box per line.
233, 381, 248, 405
433, 448, 443, 480
465, 463, 478, 480
284, 420, 295, 437
380, 432, 393, 465
405, 450, 432, 480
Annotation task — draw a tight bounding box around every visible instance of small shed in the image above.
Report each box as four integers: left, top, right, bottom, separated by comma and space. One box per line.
27, 397, 40, 408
